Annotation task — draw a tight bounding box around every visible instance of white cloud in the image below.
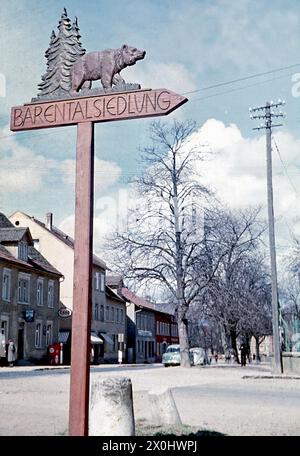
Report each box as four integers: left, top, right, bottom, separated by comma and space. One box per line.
0, 127, 56, 193
121, 61, 197, 94
0, 126, 121, 195
60, 120, 300, 258
191, 119, 300, 255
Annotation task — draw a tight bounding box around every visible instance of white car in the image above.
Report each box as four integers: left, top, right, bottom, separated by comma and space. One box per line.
162, 344, 194, 367
189, 347, 211, 365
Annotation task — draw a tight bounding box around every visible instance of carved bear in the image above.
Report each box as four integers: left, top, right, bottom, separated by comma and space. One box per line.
71, 44, 146, 93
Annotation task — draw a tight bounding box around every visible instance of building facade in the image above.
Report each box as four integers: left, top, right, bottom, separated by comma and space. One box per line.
0, 213, 62, 363
109, 280, 179, 364
155, 311, 179, 362
124, 290, 156, 364
9, 211, 126, 363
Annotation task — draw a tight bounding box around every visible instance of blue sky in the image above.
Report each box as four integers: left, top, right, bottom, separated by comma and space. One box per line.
1, 0, 300, 265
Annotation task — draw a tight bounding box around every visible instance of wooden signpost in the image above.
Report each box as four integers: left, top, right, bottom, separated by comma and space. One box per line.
11, 89, 187, 131
10, 9, 188, 437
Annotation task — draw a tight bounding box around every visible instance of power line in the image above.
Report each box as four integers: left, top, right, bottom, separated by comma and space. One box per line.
272, 136, 300, 199
182, 63, 300, 95
0, 63, 299, 142
189, 73, 293, 103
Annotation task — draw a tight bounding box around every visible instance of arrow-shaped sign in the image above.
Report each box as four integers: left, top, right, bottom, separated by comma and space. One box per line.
10, 88, 188, 131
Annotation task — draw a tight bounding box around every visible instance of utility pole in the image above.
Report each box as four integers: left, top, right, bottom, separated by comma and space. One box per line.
250, 99, 285, 375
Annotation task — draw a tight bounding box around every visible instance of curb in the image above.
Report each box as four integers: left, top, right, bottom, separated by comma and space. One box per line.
242, 374, 300, 380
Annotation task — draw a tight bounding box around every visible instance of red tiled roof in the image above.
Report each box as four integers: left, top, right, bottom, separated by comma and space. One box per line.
0, 245, 33, 269
0, 244, 62, 277
121, 287, 155, 311
28, 258, 62, 276
106, 285, 125, 303
121, 287, 175, 317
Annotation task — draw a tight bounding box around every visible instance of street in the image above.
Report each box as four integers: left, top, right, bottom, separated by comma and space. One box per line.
0, 362, 299, 436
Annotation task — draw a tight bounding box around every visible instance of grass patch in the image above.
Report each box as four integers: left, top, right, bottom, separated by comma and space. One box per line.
136, 421, 226, 436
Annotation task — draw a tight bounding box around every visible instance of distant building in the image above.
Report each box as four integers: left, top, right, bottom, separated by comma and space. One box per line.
0, 213, 62, 363
154, 309, 179, 361
107, 275, 179, 363
122, 288, 156, 364
9, 211, 126, 363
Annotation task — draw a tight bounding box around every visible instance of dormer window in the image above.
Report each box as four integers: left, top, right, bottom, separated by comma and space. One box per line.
18, 241, 28, 261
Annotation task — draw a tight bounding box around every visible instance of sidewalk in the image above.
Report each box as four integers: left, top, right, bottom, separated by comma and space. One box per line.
1, 363, 300, 435
0, 362, 161, 374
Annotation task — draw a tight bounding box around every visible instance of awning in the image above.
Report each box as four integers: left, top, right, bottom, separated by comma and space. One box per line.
58, 331, 70, 343
91, 332, 103, 344
100, 333, 114, 346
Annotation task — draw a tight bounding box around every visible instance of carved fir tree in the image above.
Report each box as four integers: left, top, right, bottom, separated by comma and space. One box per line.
70, 17, 85, 56
37, 8, 85, 99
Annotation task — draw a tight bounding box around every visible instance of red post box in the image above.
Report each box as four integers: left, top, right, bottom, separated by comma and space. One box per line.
48, 343, 61, 365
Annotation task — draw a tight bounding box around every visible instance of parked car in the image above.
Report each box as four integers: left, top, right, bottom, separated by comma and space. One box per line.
189, 347, 211, 366
162, 344, 194, 367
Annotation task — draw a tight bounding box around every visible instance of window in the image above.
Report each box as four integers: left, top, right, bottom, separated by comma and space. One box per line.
100, 273, 105, 292
18, 241, 28, 261
116, 308, 119, 323
94, 272, 105, 292
35, 322, 42, 348
46, 322, 53, 346
37, 279, 44, 306
94, 303, 99, 320
100, 305, 104, 322
1, 318, 9, 341
47, 281, 54, 308
136, 313, 141, 329
18, 274, 30, 304
110, 307, 115, 323
94, 272, 100, 290
2, 268, 11, 301
105, 306, 109, 321
120, 309, 124, 323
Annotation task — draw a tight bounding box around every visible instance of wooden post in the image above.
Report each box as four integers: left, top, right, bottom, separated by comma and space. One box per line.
10, 87, 188, 437
69, 121, 94, 436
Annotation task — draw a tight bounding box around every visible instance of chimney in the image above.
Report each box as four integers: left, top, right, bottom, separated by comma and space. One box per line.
46, 212, 53, 231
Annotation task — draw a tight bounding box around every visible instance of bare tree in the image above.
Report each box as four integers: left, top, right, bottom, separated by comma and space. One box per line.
197, 206, 267, 363
237, 255, 272, 362
107, 120, 217, 367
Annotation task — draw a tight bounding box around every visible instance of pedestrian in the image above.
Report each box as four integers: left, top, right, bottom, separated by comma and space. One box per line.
0, 332, 6, 367
240, 343, 247, 367
7, 340, 16, 367
225, 351, 231, 364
